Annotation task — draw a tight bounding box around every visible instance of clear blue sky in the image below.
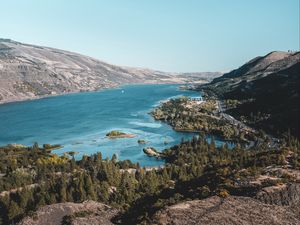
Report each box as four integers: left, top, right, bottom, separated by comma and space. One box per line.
0, 0, 299, 72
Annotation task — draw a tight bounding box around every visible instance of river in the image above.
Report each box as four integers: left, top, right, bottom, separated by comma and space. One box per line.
0, 84, 228, 166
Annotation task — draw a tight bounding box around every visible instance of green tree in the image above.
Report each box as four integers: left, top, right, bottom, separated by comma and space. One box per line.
8, 200, 23, 223
84, 174, 96, 200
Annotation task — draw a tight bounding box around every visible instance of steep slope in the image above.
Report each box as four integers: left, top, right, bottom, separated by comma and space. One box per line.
0, 39, 220, 104
200, 51, 300, 137
213, 51, 295, 82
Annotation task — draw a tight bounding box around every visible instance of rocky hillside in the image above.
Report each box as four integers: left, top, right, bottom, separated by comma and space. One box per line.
18, 201, 118, 225
153, 183, 300, 225
19, 193, 300, 225
212, 51, 298, 83
255, 183, 300, 206
200, 51, 300, 137
18, 183, 300, 225
152, 195, 300, 225
0, 38, 220, 104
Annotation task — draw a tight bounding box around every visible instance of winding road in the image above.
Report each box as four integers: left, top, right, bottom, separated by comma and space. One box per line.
216, 100, 280, 149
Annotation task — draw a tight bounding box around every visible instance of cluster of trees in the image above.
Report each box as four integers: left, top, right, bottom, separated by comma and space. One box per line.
224, 99, 241, 109
0, 133, 298, 224
120, 133, 300, 224
151, 97, 255, 142
106, 130, 126, 137
239, 111, 271, 126
0, 143, 168, 224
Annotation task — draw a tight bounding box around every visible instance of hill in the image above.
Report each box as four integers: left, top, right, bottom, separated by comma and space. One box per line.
152, 195, 300, 225
199, 51, 300, 137
0, 39, 221, 104
18, 201, 118, 225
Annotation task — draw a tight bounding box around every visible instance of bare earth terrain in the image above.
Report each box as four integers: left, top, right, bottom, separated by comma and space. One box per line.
18, 201, 119, 225
152, 195, 300, 225
0, 39, 221, 104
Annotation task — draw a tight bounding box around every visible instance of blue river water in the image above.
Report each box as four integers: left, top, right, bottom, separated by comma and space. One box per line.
0, 84, 229, 166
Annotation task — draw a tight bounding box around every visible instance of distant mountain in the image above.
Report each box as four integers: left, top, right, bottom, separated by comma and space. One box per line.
0, 39, 221, 104
200, 51, 300, 137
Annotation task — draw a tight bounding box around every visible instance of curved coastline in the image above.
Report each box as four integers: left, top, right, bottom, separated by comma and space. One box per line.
0, 84, 202, 166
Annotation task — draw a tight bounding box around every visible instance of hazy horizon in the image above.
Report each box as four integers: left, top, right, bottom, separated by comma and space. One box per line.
0, 0, 299, 72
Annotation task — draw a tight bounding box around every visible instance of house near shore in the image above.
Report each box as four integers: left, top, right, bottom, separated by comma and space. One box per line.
190, 96, 203, 102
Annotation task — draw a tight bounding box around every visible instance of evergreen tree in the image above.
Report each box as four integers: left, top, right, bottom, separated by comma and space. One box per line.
58, 178, 67, 202
78, 174, 87, 202
8, 200, 23, 223
84, 174, 96, 200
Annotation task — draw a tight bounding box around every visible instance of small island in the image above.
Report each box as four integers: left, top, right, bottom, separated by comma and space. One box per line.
137, 139, 147, 144
42, 143, 63, 151
143, 147, 165, 158
64, 151, 79, 157
106, 130, 136, 139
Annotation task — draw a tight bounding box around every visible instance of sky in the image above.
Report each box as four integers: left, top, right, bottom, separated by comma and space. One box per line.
0, 0, 299, 72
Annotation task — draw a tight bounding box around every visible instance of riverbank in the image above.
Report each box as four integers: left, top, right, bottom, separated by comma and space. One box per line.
0, 80, 209, 106
0, 83, 160, 106
0, 82, 123, 106
151, 95, 258, 144
0, 84, 204, 166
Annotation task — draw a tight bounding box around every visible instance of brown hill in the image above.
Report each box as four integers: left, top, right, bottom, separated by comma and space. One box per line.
18, 201, 118, 225
152, 195, 300, 225
200, 51, 300, 137
0, 39, 221, 104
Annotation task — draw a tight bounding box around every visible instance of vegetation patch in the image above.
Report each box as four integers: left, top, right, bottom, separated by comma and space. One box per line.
138, 139, 147, 144
61, 211, 94, 225
0, 134, 298, 224
143, 147, 165, 158
151, 97, 256, 143
106, 130, 136, 138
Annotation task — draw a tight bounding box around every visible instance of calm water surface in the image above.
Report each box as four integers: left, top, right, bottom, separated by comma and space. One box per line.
0, 84, 228, 166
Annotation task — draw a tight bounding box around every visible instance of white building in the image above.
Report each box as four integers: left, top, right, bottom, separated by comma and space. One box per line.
190, 96, 203, 102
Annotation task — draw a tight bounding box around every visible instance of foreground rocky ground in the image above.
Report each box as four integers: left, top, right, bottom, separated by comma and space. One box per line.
18, 183, 300, 225
18, 201, 119, 225
153, 195, 300, 225
151, 174, 300, 225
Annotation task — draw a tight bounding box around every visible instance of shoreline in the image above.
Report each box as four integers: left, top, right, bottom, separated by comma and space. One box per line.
0, 84, 119, 106
150, 95, 256, 145
0, 81, 196, 106
0, 83, 204, 165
